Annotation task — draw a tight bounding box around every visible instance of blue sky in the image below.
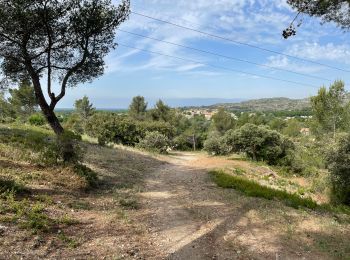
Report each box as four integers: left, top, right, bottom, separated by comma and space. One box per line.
58, 0, 350, 108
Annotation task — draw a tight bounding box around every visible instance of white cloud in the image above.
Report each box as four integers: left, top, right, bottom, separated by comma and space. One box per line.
109, 0, 350, 77
288, 42, 350, 64
265, 55, 323, 73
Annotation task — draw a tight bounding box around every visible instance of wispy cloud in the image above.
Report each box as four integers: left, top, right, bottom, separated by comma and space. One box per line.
288, 42, 350, 64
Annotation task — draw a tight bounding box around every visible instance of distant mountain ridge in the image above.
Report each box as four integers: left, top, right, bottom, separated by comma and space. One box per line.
208, 97, 312, 112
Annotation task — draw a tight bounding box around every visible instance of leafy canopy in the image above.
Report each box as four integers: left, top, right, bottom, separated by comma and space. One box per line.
285, 1, 350, 38
129, 96, 148, 119
0, 0, 130, 134
311, 81, 350, 138
74, 96, 95, 121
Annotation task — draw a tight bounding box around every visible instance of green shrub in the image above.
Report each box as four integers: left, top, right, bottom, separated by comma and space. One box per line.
1, 192, 51, 233
73, 164, 98, 188
64, 113, 84, 134
39, 131, 83, 165
326, 134, 350, 205
137, 131, 170, 154
0, 178, 26, 194
203, 132, 231, 155
209, 170, 318, 210
230, 124, 295, 166
28, 113, 45, 126
173, 134, 194, 151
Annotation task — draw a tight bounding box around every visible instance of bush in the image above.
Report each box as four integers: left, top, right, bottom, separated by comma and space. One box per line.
173, 135, 194, 151
40, 131, 83, 165
326, 135, 350, 205
86, 113, 175, 146
73, 164, 98, 188
231, 124, 295, 166
204, 132, 231, 155
64, 113, 84, 134
28, 113, 45, 126
137, 131, 170, 154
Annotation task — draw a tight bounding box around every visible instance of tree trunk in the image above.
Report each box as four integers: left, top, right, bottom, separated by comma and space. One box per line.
193, 134, 196, 151
333, 118, 336, 141
31, 78, 75, 162
41, 105, 64, 135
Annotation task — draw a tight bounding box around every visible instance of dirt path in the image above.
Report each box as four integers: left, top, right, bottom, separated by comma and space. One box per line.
137, 152, 350, 260
139, 153, 253, 260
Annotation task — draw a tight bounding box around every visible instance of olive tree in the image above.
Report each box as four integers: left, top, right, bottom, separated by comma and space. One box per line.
0, 0, 130, 135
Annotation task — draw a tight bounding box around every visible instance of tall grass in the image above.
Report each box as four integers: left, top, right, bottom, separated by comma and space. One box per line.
210, 169, 318, 210
210, 170, 350, 216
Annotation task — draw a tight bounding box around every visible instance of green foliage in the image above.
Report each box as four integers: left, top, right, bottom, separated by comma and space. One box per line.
74, 96, 95, 121
148, 100, 174, 122
0, 0, 130, 135
311, 81, 350, 139
0, 178, 26, 194
287, 0, 350, 30
204, 132, 231, 155
28, 113, 46, 126
73, 164, 98, 188
211, 108, 235, 134
236, 112, 268, 127
40, 131, 83, 165
0, 92, 15, 122
86, 113, 174, 146
119, 198, 140, 210
64, 113, 84, 134
0, 191, 51, 233
137, 131, 170, 154
8, 80, 38, 119
232, 124, 295, 166
209, 170, 318, 209
128, 96, 147, 120
326, 134, 350, 205
268, 117, 287, 131
0, 124, 82, 165
283, 119, 301, 137
173, 115, 210, 151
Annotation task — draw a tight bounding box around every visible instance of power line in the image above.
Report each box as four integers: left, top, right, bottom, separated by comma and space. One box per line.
130, 11, 350, 73
117, 29, 333, 83
117, 43, 319, 88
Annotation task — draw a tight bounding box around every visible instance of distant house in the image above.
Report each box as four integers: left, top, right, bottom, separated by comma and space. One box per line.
300, 128, 311, 136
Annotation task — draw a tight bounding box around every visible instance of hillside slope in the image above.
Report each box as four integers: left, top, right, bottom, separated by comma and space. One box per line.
211, 97, 311, 112
0, 125, 349, 259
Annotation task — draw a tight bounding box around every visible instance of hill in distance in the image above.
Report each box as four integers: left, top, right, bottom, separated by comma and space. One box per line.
207, 97, 311, 112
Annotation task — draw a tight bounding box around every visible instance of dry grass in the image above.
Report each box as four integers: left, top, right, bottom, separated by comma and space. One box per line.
0, 125, 164, 259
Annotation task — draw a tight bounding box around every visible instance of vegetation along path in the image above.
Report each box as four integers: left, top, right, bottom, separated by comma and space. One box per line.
0, 141, 349, 259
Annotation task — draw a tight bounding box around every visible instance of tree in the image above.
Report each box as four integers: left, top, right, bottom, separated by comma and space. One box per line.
232, 124, 294, 165
283, 119, 301, 137
326, 134, 350, 205
0, 91, 15, 121
137, 131, 170, 154
0, 0, 130, 135
284, 1, 350, 38
311, 81, 349, 139
8, 79, 38, 118
74, 96, 95, 122
129, 96, 147, 120
149, 100, 173, 122
211, 108, 235, 134
269, 117, 287, 132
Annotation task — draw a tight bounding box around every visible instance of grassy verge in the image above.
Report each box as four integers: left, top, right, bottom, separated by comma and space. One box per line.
209, 169, 350, 215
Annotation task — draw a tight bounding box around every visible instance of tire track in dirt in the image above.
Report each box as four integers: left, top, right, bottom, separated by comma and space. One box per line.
139, 153, 252, 260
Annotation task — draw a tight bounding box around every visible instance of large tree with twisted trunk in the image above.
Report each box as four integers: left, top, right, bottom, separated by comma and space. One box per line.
0, 0, 130, 135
